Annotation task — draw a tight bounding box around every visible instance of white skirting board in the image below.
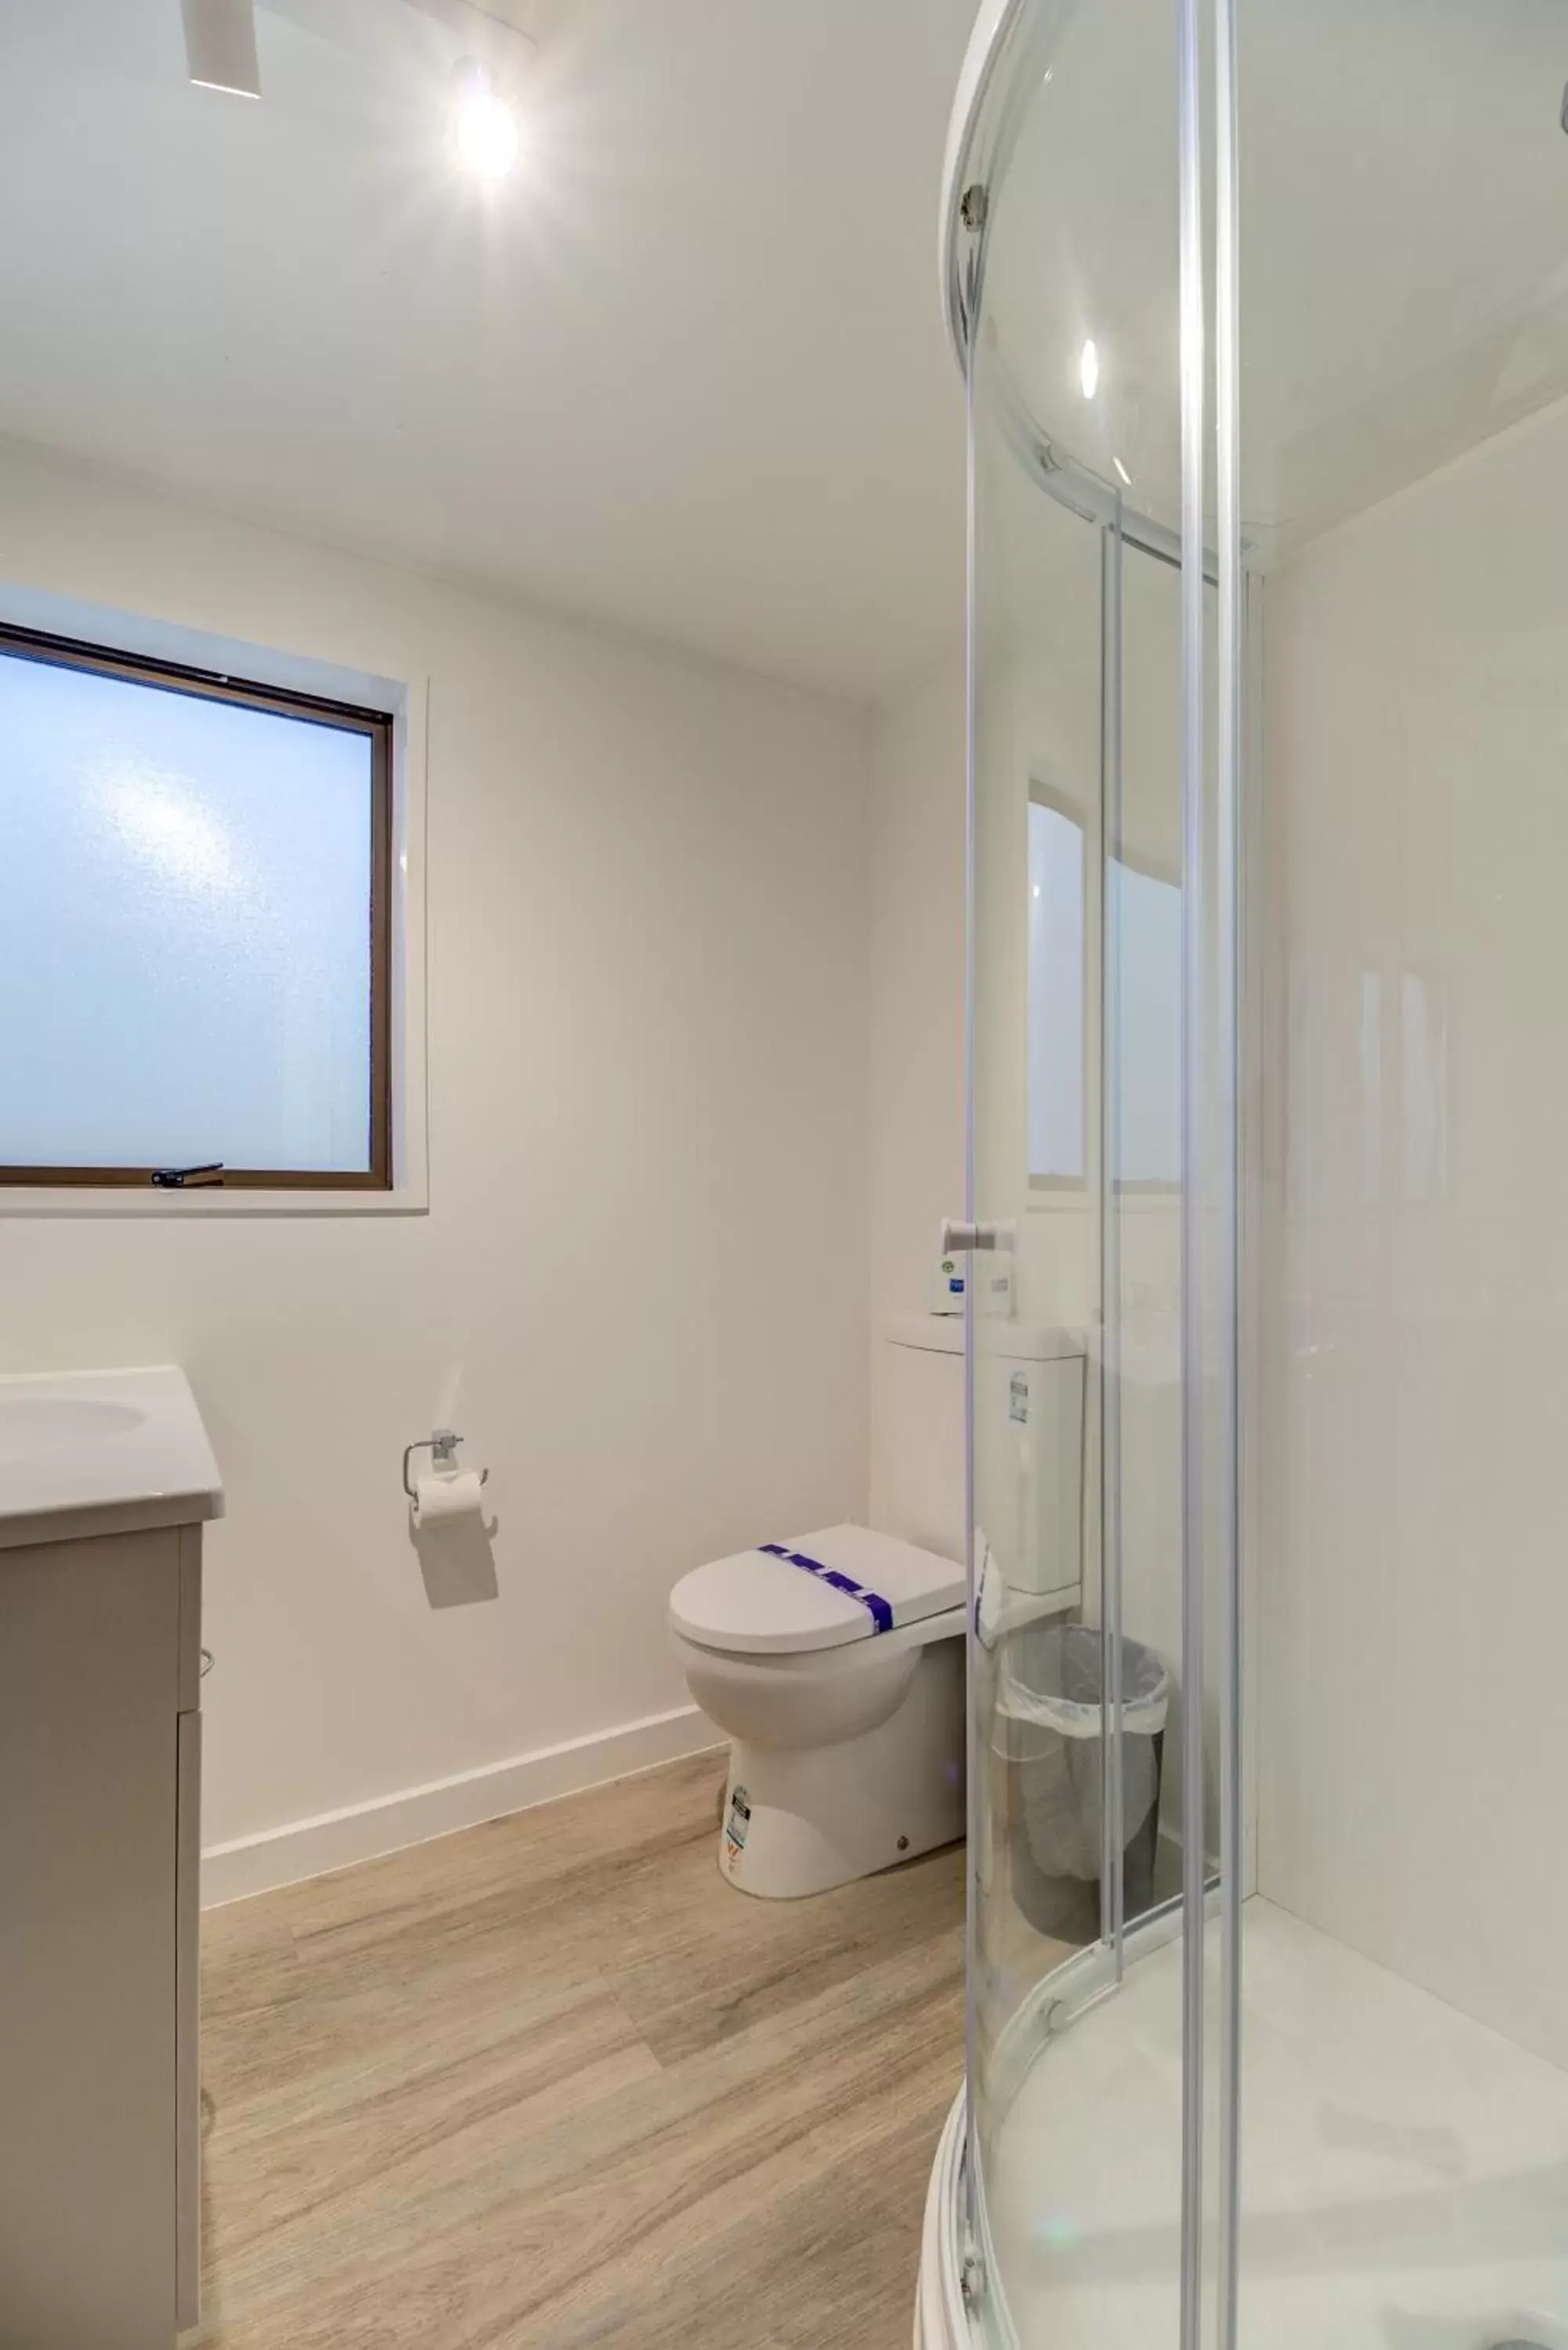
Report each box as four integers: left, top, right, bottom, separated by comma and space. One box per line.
200, 1705, 721, 1907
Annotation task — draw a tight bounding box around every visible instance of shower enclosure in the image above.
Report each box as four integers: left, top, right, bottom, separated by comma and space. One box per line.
919, 2, 1568, 2345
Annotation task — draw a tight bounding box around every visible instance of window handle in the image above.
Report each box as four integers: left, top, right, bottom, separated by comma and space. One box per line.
150, 1162, 226, 1188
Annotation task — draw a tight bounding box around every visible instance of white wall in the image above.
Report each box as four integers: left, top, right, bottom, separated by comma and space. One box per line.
865, 591, 1107, 1566
866, 653, 966, 1546
865, 530, 1224, 1887
0, 439, 872, 1893
1256, 395, 1568, 2067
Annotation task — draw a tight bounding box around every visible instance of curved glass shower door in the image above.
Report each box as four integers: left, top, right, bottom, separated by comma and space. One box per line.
953, 0, 1568, 2345
959, 0, 1240, 2341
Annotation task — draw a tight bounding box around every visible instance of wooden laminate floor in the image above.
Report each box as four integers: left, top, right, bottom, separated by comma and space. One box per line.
190, 1750, 966, 2350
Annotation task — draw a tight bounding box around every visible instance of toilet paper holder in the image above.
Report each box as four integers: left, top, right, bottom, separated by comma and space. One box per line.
402, 1428, 489, 1500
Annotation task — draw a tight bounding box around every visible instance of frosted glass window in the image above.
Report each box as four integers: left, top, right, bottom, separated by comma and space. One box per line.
1028, 794, 1183, 1193
0, 634, 391, 1187
1028, 797, 1087, 1181
1109, 856, 1182, 1186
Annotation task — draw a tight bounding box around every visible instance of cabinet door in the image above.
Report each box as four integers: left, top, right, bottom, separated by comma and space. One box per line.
0, 1529, 179, 2350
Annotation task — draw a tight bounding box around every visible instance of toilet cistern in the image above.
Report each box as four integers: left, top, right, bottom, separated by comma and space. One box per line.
938, 1217, 1017, 1256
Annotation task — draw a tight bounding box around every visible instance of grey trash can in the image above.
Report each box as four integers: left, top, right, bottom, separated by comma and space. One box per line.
997, 1624, 1170, 1941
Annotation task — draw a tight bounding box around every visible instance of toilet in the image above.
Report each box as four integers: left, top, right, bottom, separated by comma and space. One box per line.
669, 1314, 1086, 1899
671, 1523, 967, 1898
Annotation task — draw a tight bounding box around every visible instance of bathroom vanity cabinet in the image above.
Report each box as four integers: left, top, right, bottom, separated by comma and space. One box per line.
0, 1369, 221, 2350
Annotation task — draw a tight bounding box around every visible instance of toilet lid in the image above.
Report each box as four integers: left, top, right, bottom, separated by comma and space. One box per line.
670, 1524, 965, 1655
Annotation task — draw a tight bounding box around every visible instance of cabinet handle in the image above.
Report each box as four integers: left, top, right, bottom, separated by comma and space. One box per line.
200, 1647, 215, 1679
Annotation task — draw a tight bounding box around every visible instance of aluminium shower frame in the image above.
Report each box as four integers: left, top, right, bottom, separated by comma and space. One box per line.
945, 0, 1246, 2343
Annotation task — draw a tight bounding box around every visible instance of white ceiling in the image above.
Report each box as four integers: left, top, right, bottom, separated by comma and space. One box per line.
0, 0, 980, 702
978, 0, 1568, 562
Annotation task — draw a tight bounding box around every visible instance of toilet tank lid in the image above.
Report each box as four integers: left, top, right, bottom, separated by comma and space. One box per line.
883, 1311, 1084, 1362
670, 1524, 965, 1655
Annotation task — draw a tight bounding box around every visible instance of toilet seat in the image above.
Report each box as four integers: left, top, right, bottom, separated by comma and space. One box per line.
670, 1523, 964, 1656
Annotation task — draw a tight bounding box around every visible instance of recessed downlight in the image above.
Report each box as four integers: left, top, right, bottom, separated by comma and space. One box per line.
1078, 338, 1100, 400
457, 75, 520, 176
453, 49, 533, 179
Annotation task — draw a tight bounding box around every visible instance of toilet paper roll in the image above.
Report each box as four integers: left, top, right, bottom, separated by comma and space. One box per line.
411, 1470, 486, 1529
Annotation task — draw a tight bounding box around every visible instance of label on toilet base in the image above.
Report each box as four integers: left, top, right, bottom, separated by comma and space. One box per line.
724, 1784, 751, 1871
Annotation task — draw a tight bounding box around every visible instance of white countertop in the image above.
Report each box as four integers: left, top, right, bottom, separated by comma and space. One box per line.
0, 1365, 224, 1551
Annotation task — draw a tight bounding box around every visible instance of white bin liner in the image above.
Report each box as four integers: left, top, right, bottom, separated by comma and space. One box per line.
998, 1624, 1170, 1884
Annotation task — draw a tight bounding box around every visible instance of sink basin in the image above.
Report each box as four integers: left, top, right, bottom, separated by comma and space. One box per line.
0, 1368, 222, 1549
0, 1397, 146, 1464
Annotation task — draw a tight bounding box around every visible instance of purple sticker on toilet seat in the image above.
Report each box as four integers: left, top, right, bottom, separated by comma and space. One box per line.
758, 1543, 894, 1634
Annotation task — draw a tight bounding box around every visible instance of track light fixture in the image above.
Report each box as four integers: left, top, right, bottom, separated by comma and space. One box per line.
179, 0, 538, 179
180, 0, 262, 98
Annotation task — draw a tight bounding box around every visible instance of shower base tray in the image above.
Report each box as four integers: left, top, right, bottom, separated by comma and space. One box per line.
916, 1900, 1568, 2350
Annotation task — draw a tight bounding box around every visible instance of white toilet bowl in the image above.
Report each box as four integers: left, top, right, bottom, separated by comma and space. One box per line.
670, 1524, 966, 1899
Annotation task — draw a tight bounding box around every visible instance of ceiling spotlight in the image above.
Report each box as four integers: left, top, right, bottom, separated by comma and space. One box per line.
455, 57, 522, 179
180, 0, 261, 98
1078, 338, 1100, 400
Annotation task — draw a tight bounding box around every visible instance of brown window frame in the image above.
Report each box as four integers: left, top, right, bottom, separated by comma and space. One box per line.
0, 620, 394, 1192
